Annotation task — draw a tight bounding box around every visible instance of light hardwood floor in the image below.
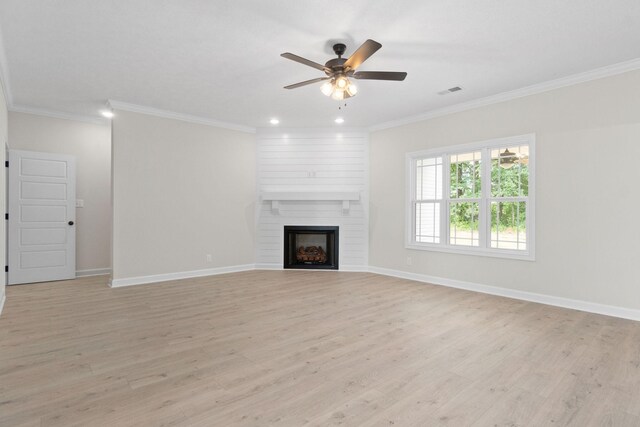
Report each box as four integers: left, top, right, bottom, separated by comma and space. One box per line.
1, 271, 639, 426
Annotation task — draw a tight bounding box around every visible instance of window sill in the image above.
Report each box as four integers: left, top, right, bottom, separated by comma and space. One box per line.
405, 243, 535, 261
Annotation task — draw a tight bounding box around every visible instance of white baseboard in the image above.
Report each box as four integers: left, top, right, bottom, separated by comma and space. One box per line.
110, 264, 256, 288
340, 265, 370, 272
254, 263, 281, 270
253, 263, 369, 272
0, 292, 5, 316
368, 266, 640, 322
99, 261, 640, 322
76, 268, 112, 277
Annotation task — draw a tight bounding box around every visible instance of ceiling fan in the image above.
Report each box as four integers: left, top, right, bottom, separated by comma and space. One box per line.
281, 39, 407, 100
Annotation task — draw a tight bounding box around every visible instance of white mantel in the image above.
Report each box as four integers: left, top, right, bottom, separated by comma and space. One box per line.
261, 191, 360, 214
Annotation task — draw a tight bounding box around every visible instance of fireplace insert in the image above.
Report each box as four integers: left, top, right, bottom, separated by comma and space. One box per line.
283, 226, 339, 270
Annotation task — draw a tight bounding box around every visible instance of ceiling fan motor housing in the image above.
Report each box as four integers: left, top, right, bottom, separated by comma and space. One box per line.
326, 44, 350, 76
324, 58, 349, 76
332, 43, 347, 57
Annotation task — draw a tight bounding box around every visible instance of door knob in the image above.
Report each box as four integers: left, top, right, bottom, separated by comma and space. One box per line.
68, 221, 74, 226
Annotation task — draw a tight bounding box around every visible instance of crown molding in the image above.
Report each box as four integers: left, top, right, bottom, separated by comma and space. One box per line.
369, 57, 640, 132
256, 127, 369, 137
108, 100, 256, 134
0, 27, 13, 106
1, 53, 638, 133
9, 104, 109, 125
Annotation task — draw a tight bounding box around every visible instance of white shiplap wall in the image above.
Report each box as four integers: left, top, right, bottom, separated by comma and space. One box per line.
256, 129, 369, 269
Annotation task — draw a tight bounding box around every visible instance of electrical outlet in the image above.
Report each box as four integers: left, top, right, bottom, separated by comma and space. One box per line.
406, 256, 413, 266
206, 254, 212, 263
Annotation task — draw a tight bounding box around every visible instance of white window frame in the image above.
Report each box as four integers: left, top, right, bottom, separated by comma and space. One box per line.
406, 133, 535, 261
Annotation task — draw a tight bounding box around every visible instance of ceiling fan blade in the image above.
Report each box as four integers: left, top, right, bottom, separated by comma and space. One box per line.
344, 39, 382, 71
284, 77, 330, 90
353, 71, 407, 81
281, 52, 330, 72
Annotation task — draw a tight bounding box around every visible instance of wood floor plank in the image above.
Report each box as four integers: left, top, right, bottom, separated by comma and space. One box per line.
1, 270, 639, 426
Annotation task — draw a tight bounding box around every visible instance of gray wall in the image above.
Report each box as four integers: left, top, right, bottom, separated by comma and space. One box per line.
369, 70, 640, 310
111, 110, 256, 281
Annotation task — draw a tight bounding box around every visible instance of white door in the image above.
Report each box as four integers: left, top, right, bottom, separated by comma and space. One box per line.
8, 150, 76, 285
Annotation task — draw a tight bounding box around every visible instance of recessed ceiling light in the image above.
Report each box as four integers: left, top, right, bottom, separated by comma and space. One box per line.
335, 117, 345, 124
270, 118, 280, 125
101, 110, 114, 118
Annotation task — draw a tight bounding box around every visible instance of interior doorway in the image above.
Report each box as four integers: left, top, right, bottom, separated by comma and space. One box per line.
7, 149, 76, 285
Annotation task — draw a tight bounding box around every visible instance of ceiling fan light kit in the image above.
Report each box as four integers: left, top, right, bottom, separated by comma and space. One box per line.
320, 81, 333, 96
281, 39, 407, 100
498, 148, 529, 169
319, 75, 358, 100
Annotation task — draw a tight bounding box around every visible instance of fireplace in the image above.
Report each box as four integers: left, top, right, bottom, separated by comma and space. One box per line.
283, 226, 339, 270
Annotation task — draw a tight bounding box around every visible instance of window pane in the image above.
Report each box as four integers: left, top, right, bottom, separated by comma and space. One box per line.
450, 202, 480, 246
416, 157, 443, 200
490, 201, 527, 250
415, 202, 440, 243
450, 151, 481, 198
491, 145, 529, 197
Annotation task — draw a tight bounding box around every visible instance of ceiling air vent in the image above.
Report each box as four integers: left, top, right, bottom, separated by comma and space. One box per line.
438, 86, 462, 95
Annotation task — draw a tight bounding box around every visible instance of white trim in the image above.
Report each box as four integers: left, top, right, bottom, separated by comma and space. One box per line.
404, 243, 534, 261
0, 293, 5, 317
108, 100, 256, 134
109, 264, 255, 288
9, 105, 109, 125
261, 192, 360, 202
406, 134, 535, 261
35, 262, 640, 322
254, 263, 282, 270
1, 57, 636, 133
368, 266, 640, 322
76, 268, 111, 277
0, 28, 13, 105
256, 128, 369, 138
0, 56, 637, 133
339, 265, 370, 272
261, 191, 360, 214
254, 263, 369, 272
370, 57, 640, 131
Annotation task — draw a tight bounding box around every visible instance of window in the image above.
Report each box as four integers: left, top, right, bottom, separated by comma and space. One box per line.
407, 134, 535, 260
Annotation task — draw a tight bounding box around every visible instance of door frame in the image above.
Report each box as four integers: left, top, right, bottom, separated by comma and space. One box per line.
7, 149, 76, 285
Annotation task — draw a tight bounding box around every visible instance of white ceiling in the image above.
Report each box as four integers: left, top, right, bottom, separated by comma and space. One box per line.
0, 0, 639, 129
